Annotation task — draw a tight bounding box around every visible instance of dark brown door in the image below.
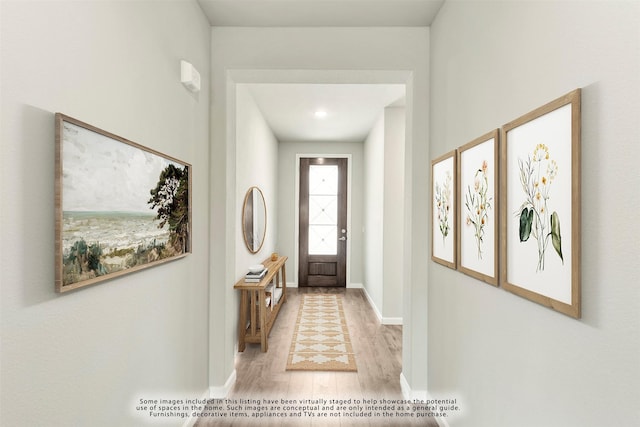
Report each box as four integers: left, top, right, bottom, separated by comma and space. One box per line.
299, 157, 348, 287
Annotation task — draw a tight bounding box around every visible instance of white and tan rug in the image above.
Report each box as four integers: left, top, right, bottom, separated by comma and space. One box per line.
286, 294, 357, 372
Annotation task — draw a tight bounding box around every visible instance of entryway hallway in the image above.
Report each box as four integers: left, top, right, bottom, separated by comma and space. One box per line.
195, 288, 438, 426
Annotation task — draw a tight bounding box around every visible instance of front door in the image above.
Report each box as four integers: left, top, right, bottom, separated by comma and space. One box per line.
299, 157, 348, 287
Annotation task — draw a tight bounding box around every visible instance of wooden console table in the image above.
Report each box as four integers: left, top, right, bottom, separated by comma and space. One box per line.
234, 256, 287, 352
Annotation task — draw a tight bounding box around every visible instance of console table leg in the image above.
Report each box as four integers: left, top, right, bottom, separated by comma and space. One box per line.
259, 290, 268, 352
238, 290, 248, 352
282, 264, 287, 302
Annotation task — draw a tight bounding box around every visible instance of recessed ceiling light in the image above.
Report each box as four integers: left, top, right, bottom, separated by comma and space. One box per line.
314, 110, 328, 118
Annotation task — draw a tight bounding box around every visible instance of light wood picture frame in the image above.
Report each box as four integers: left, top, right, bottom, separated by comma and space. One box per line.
431, 150, 457, 269
55, 113, 192, 292
457, 129, 499, 286
500, 89, 581, 318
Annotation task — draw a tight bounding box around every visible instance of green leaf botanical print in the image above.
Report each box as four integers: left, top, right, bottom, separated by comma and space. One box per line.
519, 207, 533, 242
516, 143, 563, 272
550, 211, 563, 264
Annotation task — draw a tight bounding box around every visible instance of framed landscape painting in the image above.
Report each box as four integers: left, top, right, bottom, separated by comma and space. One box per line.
431, 150, 457, 269
457, 130, 499, 286
55, 113, 191, 292
500, 89, 581, 318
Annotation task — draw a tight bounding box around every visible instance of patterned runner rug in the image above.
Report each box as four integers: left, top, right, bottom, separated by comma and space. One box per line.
286, 294, 357, 371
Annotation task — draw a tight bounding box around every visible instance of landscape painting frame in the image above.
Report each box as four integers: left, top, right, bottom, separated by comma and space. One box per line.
499, 89, 581, 318
431, 150, 457, 269
457, 129, 499, 286
55, 113, 192, 293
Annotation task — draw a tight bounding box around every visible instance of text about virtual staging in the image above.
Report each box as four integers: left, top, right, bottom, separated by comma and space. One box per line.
134, 396, 462, 422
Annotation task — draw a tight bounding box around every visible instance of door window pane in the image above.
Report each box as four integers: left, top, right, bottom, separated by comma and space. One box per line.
308, 165, 338, 255
309, 225, 337, 255
309, 165, 338, 195
309, 196, 337, 225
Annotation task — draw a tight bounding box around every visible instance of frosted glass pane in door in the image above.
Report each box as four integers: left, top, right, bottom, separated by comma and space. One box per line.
309, 196, 337, 225
308, 165, 338, 255
309, 225, 337, 255
309, 165, 338, 195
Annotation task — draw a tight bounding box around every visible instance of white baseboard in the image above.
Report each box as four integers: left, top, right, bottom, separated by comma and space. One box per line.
182, 388, 212, 427
400, 372, 427, 400
400, 373, 450, 427
209, 369, 236, 398
360, 285, 403, 325
361, 285, 383, 322
383, 316, 403, 325
184, 370, 236, 426
400, 372, 413, 400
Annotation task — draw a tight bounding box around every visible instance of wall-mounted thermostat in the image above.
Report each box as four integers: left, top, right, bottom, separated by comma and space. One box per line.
180, 60, 200, 93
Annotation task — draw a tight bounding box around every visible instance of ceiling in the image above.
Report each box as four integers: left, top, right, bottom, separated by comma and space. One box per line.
197, 0, 445, 27
245, 83, 405, 142
198, 0, 444, 142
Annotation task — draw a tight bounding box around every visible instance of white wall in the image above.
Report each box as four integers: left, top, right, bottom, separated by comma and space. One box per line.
429, 1, 640, 426
0, 1, 211, 426
235, 85, 279, 278
277, 141, 364, 287
209, 27, 430, 391
364, 114, 386, 312
363, 107, 405, 323
382, 107, 405, 321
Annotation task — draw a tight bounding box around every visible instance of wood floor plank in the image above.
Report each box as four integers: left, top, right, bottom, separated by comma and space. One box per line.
196, 288, 438, 427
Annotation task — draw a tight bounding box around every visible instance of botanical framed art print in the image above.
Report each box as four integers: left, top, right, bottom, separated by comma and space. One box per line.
457, 130, 499, 286
431, 150, 457, 269
500, 89, 581, 318
55, 113, 192, 292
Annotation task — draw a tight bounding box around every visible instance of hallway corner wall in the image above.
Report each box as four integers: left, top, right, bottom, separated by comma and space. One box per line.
363, 113, 386, 311
363, 106, 406, 324
382, 107, 406, 322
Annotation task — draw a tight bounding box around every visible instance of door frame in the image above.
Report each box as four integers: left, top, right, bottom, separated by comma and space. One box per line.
294, 153, 352, 288
212, 68, 418, 397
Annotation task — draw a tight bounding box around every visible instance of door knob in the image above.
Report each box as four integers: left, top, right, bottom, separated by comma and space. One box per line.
338, 236, 347, 241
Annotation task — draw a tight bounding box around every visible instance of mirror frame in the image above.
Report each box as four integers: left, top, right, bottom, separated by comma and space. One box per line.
242, 186, 267, 254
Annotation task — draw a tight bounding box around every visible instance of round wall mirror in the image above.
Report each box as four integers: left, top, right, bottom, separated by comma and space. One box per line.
242, 186, 267, 254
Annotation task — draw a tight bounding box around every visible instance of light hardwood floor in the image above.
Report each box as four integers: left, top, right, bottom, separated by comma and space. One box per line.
196, 287, 438, 426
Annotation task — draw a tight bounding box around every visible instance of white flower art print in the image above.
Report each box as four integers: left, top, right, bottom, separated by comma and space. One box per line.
506, 106, 572, 302
458, 131, 498, 286
432, 151, 456, 269
501, 89, 581, 318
